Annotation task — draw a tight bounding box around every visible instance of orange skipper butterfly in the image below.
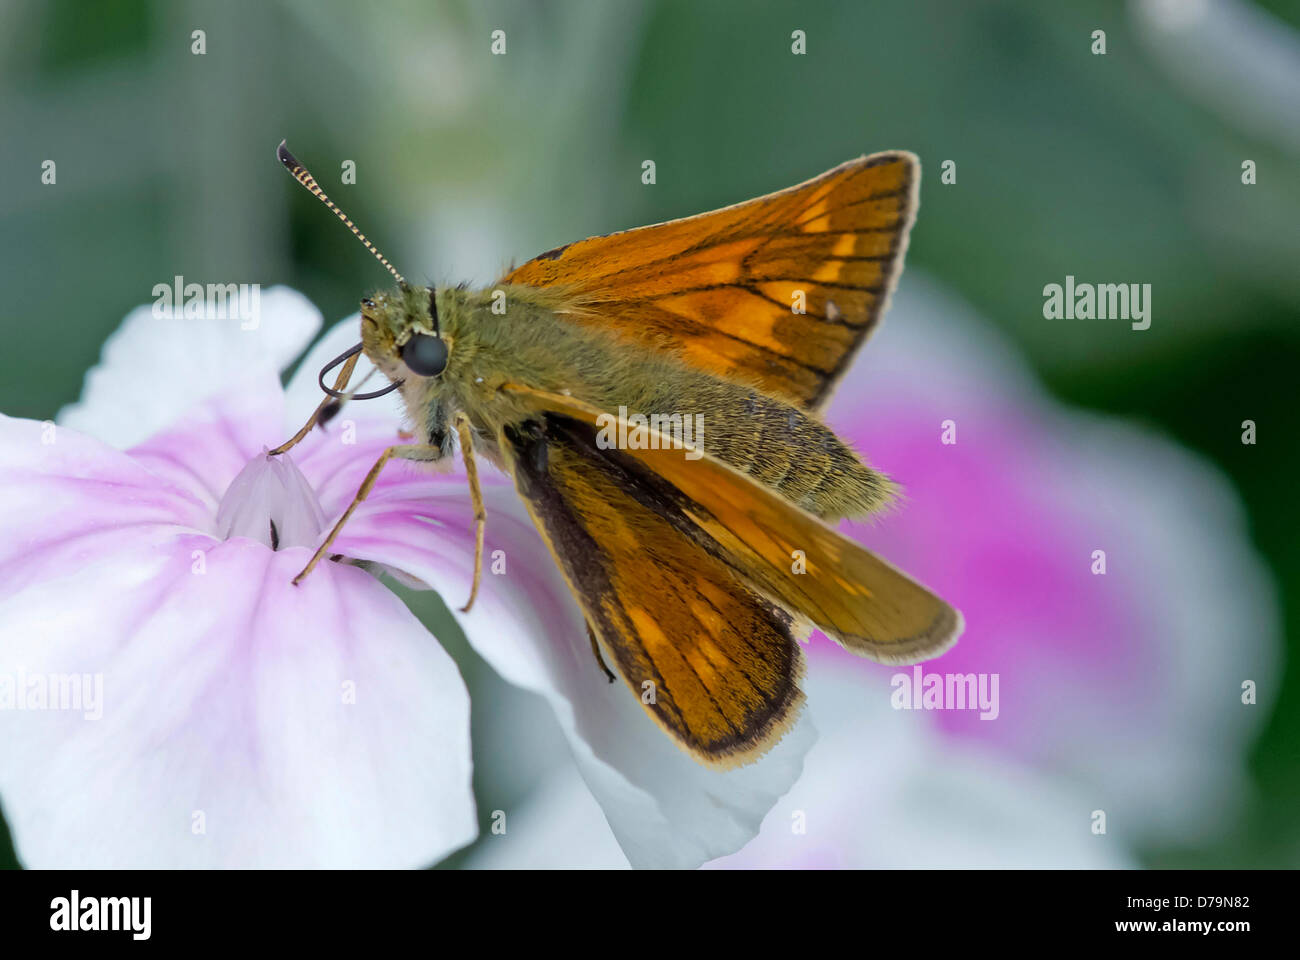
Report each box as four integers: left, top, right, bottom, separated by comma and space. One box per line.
273, 143, 962, 767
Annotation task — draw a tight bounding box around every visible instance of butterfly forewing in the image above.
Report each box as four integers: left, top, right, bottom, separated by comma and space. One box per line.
503, 152, 918, 409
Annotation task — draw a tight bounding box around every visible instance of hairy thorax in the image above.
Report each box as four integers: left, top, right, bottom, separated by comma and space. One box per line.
362, 282, 893, 521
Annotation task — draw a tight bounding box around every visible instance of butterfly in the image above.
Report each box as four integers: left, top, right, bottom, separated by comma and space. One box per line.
273, 142, 962, 767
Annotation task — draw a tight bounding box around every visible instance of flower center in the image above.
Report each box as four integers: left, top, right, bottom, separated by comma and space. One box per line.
214, 449, 327, 550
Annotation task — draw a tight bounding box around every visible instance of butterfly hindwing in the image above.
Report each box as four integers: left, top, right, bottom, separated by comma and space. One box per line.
501, 384, 962, 664
500, 416, 805, 767
502, 152, 918, 409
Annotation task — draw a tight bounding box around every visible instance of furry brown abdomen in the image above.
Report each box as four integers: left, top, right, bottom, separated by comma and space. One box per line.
715, 389, 893, 521
622, 372, 895, 522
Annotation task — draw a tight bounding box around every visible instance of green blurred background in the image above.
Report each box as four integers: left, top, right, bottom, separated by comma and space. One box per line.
0, 0, 1296, 868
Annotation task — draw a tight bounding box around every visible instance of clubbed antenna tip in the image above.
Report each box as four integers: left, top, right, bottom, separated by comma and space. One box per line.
275, 139, 406, 286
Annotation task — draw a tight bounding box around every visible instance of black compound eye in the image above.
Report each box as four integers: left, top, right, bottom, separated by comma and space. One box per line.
400, 333, 448, 377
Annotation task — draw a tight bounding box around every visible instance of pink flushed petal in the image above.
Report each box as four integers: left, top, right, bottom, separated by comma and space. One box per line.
0, 533, 475, 868
127, 376, 290, 512
332, 481, 817, 870
0, 415, 210, 558
65, 370, 486, 599
0, 414, 476, 867
123, 374, 425, 525
120, 374, 441, 541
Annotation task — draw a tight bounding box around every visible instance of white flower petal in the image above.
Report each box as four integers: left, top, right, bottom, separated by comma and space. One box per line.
59, 286, 321, 448
465, 762, 631, 869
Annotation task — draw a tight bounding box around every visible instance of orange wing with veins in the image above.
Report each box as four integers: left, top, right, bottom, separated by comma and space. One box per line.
502, 152, 918, 409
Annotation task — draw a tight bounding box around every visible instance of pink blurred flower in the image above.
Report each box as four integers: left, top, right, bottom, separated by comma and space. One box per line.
820, 277, 1278, 847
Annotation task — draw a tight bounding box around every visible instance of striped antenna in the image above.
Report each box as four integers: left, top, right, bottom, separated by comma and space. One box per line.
277, 140, 406, 286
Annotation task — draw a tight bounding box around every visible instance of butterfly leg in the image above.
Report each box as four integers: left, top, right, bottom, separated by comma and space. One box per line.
586, 622, 617, 683
292, 441, 442, 584
270, 350, 361, 456
452, 412, 487, 614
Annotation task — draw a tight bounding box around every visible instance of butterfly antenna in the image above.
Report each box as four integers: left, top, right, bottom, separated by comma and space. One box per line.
277, 140, 407, 287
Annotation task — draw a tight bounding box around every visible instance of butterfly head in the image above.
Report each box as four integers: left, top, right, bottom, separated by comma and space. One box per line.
360, 283, 450, 383
275, 141, 452, 398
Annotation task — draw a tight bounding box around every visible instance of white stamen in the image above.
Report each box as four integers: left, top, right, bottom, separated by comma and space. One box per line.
214, 449, 327, 550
